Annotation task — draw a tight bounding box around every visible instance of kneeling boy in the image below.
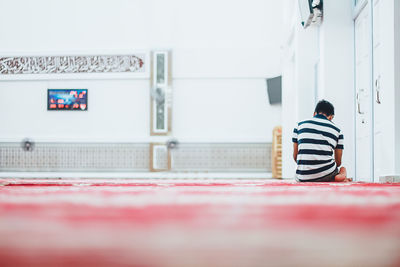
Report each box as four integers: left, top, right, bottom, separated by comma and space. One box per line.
292, 100, 351, 182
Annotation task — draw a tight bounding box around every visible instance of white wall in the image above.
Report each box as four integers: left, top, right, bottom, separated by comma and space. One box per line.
319, 0, 355, 178
0, 0, 283, 142
173, 79, 281, 142
295, 26, 320, 121
0, 80, 149, 141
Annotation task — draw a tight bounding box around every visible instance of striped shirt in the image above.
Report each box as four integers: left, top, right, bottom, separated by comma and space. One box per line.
292, 114, 344, 181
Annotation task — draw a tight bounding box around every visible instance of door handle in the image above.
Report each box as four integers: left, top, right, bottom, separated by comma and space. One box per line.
356, 91, 364, 114
375, 76, 381, 104
376, 90, 381, 104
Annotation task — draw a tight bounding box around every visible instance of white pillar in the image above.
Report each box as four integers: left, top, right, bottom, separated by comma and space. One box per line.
281, 46, 297, 179
295, 26, 320, 121
394, 0, 400, 173
319, 0, 355, 178
281, 18, 319, 179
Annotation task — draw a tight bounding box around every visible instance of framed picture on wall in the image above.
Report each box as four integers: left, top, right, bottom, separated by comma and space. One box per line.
48, 89, 88, 111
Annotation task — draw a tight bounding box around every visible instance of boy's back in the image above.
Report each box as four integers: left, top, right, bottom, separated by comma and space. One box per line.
293, 113, 344, 182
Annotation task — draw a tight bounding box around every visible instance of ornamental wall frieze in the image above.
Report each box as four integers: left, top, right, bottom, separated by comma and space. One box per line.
0, 54, 145, 75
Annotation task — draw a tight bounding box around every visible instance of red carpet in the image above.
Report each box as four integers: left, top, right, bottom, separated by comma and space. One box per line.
1, 178, 400, 267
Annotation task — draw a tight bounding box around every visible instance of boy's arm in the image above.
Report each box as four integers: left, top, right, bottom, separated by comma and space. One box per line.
334, 149, 343, 167
335, 133, 344, 167
292, 126, 299, 163
293, 143, 298, 163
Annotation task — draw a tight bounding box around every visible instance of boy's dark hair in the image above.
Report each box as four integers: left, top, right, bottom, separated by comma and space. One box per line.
315, 100, 334, 116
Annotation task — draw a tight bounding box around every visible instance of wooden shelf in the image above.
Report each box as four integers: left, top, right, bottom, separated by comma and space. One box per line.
272, 126, 282, 179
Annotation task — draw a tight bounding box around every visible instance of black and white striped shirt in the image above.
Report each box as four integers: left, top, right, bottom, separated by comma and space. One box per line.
292, 114, 344, 181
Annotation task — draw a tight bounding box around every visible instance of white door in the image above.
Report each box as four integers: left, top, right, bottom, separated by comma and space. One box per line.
372, 0, 383, 182
355, 3, 373, 182
372, 0, 398, 181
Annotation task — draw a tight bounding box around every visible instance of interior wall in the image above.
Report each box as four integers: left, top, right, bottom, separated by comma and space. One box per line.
0, 0, 283, 142
173, 79, 281, 142
319, 0, 355, 178
0, 80, 149, 141
295, 26, 320, 121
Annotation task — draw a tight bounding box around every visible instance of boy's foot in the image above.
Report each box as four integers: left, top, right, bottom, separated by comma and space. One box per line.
334, 174, 347, 182
334, 167, 349, 182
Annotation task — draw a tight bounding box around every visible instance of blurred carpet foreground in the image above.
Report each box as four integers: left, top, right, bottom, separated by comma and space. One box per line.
0, 178, 400, 267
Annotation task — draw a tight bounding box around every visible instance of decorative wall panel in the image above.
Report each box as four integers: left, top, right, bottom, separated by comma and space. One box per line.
149, 143, 170, 172
0, 142, 271, 172
0, 54, 145, 75
171, 143, 272, 172
0, 142, 150, 172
